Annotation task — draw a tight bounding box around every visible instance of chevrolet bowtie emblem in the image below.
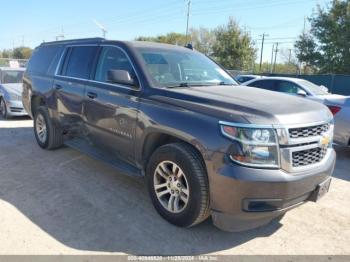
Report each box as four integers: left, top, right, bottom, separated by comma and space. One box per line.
320, 135, 330, 146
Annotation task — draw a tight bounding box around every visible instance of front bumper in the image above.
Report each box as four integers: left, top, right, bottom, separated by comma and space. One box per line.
5, 99, 28, 116
207, 149, 336, 232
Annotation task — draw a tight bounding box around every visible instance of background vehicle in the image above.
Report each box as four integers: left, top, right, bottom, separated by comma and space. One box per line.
0, 67, 27, 119
234, 74, 264, 84
23, 39, 335, 232
243, 77, 350, 147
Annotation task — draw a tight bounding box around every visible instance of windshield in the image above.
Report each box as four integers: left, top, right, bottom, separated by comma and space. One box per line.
1, 70, 24, 84
298, 80, 329, 95
136, 47, 237, 87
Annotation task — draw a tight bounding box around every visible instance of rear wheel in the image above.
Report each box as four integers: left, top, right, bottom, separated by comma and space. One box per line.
146, 143, 210, 228
0, 98, 9, 119
34, 106, 63, 149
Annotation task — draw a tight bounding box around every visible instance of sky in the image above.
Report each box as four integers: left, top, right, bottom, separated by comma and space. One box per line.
0, 0, 330, 63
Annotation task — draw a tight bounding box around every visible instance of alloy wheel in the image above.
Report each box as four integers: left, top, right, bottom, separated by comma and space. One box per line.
36, 113, 47, 143
153, 161, 190, 213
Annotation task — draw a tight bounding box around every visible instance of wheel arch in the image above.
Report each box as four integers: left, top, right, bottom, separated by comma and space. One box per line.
138, 129, 208, 172
30, 95, 46, 117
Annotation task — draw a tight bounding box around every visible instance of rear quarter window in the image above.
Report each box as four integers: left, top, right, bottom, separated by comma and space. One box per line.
27, 45, 63, 76
62, 46, 97, 79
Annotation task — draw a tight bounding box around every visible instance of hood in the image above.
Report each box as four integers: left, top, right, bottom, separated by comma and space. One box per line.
1, 83, 23, 96
157, 85, 332, 126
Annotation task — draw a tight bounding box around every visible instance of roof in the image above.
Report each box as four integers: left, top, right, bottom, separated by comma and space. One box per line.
39, 38, 193, 52
256, 76, 304, 82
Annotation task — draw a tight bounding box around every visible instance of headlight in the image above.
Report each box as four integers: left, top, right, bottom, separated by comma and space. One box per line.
9, 93, 21, 101
220, 122, 280, 168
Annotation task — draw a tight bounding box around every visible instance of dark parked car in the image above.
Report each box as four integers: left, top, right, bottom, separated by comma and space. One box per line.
23, 38, 335, 232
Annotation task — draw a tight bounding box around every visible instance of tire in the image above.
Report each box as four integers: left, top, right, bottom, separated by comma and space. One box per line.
0, 98, 10, 119
146, 142, 210, 228
34, 106, 63, 150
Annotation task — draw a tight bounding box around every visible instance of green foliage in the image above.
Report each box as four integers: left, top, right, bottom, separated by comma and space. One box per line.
212, 18, 256, 71
12, 47, 33, 59
0, 49, 12, 58
295, 0, 350, 74
135, 17, 256, 70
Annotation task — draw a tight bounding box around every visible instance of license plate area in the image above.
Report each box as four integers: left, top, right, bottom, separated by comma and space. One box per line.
310, 178, 332, 202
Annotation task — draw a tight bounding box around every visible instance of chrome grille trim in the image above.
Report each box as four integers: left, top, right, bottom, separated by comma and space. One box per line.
279, 120, 333, 173
292, 147, 327, 167
289, 123, 330, 139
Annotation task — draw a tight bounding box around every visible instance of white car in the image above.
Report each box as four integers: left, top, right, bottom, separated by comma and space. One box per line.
0, 67, 27, 119
243, 77, 350, 146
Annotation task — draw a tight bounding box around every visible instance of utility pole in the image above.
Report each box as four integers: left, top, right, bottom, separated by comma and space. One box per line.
21, 36, 24, 47
270, 43, 275, 73
273, 42, 279, 73
185, 0, 191, 44
259, 33, 268, 72
288, 49, 292, 64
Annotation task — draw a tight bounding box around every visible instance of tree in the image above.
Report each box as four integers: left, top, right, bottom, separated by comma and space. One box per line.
212, 17, 256, 70
294, 0, 350, 74
0, 49, 12, 58
190, 27, 216, 55
135, 32, 187, 46
12, 47, 33, 59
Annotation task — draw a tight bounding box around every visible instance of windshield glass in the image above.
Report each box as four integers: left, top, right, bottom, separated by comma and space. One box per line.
136, 47, 237, 87
1, 70, 24, 84
299, 80, 329, 95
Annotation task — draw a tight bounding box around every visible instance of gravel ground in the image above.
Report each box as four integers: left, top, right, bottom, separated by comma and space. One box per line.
0, 117, 349, 255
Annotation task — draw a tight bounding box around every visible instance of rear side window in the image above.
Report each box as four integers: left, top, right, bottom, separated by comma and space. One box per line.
249, 80, 276, 91
275, 81, 302, 94
27, 45, 62, 75
63, 46, 97, 79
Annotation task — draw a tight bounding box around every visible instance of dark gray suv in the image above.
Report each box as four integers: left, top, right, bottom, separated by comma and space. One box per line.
23, 38, 335, 232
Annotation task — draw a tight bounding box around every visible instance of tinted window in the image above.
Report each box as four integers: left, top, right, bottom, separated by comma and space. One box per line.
64, 46, 97, 79
27, 45, 62, 75
1, 70, 24, 83
275, 81, 302, 94
249, 80, 276, 91
95, 46, 135, 82
236, 76, 253, 83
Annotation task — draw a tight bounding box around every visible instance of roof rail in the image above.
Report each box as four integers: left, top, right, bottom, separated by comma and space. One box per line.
40, 37, 105, 46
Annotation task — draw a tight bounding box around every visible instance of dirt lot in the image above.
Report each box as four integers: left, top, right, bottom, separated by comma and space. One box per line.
0, 117, 349, 255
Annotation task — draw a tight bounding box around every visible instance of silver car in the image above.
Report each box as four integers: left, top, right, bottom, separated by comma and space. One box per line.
0, 67, 27, 119
243, 77, 350, 147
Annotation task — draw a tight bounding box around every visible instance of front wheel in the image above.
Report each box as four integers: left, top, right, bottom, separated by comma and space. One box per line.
34, 106, 63, 150
146, 143, 210, 228
0, 98, 9, 119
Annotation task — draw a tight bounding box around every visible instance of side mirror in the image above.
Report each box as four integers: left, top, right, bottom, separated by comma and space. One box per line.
320, 85, 329, 93
107, 70, 137, 87
297, 90, 307, 97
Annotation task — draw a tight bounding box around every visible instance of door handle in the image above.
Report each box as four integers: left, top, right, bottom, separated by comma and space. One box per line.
54, 84, 63, 90
87, 92, 98, 99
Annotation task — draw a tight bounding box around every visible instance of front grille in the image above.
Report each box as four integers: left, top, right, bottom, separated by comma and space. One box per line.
10, 107, 23, 113
292, 147, 327, 167
289, 123, 330, 139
